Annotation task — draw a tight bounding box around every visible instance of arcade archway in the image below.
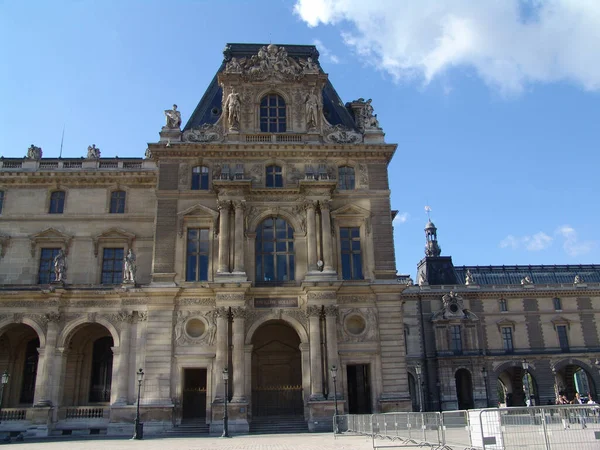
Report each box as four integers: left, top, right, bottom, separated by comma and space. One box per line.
251, 321, 303, 417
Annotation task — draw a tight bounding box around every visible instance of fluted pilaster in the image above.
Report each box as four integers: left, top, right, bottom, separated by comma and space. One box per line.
217, 200, 231, 273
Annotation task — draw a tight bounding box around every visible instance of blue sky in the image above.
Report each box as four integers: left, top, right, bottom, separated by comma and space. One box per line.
1, 0, 598, 276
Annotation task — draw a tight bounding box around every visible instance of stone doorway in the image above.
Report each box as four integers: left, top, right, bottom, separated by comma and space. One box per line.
347, 364, 371, 414
182, 368, 207, 422
455, 368, 474, 410
251, 321, 303, 417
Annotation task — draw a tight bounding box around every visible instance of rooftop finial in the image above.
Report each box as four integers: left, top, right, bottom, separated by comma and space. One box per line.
425, 205, 432, 220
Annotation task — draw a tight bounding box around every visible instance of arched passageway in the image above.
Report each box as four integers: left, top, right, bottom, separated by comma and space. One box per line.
251, 321, 302, 417
555, 364, 596, 402
0, 324, 41, 407
455, 369, 474, 410
62, 323, 114, 406
496, 366, 538, 406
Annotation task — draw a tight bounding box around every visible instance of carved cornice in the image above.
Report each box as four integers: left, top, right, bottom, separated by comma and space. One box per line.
0, 171, 156, 187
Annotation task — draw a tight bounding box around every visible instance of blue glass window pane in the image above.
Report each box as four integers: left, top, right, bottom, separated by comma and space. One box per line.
352, 241, 361, 251
342, 254, 352, 280
276, 242, 286, 252
199, 255, 209, 281
353, 254, 363, 279
263, 241, 274, 253
264, 257, 274, 281
340, 228, 349, 238
277, 255, 287, 281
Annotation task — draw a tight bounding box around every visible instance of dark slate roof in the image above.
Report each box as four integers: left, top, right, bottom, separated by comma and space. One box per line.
183, 43, 358, 132
454, 265, 600, 285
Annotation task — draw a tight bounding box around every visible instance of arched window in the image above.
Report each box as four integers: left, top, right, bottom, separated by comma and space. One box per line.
109, 190, 126, 213
192, 166, 210, 190
49, 191, 65, 214
260, 94, 286, 133
89, 336, 113, 403
266, 165, 283, 188
255, 218, 295, 283
338, 166, 355, 190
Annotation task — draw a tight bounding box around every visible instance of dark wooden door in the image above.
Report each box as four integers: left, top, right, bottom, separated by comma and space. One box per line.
347, 364, 372, 414
182, 369, 207, 421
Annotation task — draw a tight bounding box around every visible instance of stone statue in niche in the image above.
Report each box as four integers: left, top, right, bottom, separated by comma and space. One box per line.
26, 145, 42, 160
53, 249, 67, 283
305, 88, 320, 131
164, 104, 182, 129
123, 249, 137, 284
87, 144, 101, 159
224, 88, 241, 130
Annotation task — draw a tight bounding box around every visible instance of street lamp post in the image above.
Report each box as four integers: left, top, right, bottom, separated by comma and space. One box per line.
221, 367, 230, 438
133, 368, 144, 440
0, 370, 10, 424
522, 359, 531, 407
415, 364, 423, 412
482, 367, 489, 407
330, 365, 339, 416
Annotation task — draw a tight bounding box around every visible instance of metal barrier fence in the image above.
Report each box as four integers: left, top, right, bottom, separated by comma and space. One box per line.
333, 405, 600, 449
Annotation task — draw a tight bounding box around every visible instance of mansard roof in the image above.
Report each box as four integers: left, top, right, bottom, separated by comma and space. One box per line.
454, 264, 600, 285
183, 43, 357, 132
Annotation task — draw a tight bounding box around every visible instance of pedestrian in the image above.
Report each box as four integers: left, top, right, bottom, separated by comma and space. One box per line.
575, 392, 587, 429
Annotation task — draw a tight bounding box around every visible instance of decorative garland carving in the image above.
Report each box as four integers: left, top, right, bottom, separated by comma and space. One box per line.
183, 123, 224, 143
324, 305, 339, 317
174, 310, 216, 346
307, 291, 336, 301
323, 124, 362, 144
338, 307, 379, 343
177, 297, 216, 307
306, 305, 323, 318
338, 296, 371, 304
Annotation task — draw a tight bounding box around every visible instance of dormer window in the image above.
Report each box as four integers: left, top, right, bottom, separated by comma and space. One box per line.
260, 94, 286, 133
266, 165, 283, 188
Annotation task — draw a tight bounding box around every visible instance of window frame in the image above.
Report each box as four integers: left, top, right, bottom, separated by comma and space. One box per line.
191, 165, 210, 190
185, 227, 211, 282
265, 164, 283, 188
553, 297, 562, 311
38, 247, 61, 284
109, 190, 126, 214
556, 325, 569, 351
48, 190, 66, 214
338, 166, 356, 190
499, 298, 508, 312
259, 94, 287, 133
339, 226, 364, 280
501, 326, 514, 352
100, 247, 125, 285
255, 217, 295, 284
449, 325, 463, 353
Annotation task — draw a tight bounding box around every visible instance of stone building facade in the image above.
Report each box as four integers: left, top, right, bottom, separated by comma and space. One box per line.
402, 220, 600, 412
0, 43, 408, 437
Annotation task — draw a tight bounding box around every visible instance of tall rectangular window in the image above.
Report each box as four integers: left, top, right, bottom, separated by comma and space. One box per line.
186, 228, 210, 281
49, 191, 65, 214
192, 166, 209, 190
450, 325, 462, 353
266, 165, 283, 188
340, 227, 363, 280
557, 325, 569, 351
499, 298, 507, 312
553, 297, 562, 311
101, 248, 124, 284
0, 191, 4, 214
38, 248, 60, 284
501, 327, 514, 352
109, 191, 126, 213
338, 166, 355, 190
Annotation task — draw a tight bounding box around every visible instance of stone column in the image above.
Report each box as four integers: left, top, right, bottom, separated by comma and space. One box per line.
319, 200, 334, 272
233, 201, 245, 273
51, 348, 69, 407
324, 306, 340, 399
114, 312, 133, 405
307, 306, 324, 400
214, 307, 229, 400
305, 201, 317, 272
231, 307, 246, 402
217, 200, 231, 273
33, 313, 60, 406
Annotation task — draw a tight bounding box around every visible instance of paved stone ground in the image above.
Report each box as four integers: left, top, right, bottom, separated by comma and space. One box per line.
3, 433, 375, 450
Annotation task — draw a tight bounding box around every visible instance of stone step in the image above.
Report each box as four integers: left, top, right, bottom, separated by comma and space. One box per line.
249, 416, 308, 434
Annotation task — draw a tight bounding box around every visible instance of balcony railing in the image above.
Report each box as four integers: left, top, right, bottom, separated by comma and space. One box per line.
65, 407, 106, 420
0, 409, 27, 421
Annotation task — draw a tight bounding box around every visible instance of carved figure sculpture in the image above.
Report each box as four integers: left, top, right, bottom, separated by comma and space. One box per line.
87, 144, 101, 159
574, 274, 582, 284
418, 272, 426, 286
224, 88, 241, 130
363, 99, 380, 129
521, 276, 533, 286
53, 249, 67, 282
164, 104, 182, 129
305, 88, 320, 130
225, 57, 242, 73
123, 249, 137, 283
26, 145, 42, 160
465, 269, 474, 285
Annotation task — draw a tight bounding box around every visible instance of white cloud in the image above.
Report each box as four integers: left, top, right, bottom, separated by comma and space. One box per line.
294, 0, 600, 94
556, 225, 596, 257
313, 39, 340, 64
394, 212, 409, 225
499, 232, 552, 251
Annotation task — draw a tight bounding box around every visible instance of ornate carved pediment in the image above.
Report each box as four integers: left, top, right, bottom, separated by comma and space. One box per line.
93, 228, 136, 257
323, 124, 362, 144
222, 44, 320, 82
183, 123, 224, 143
331, 203, 371, 218
432, 291, 478, 322
496, 318, 516, 331
177, 203, 219, 237
29, 227, 73, 257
